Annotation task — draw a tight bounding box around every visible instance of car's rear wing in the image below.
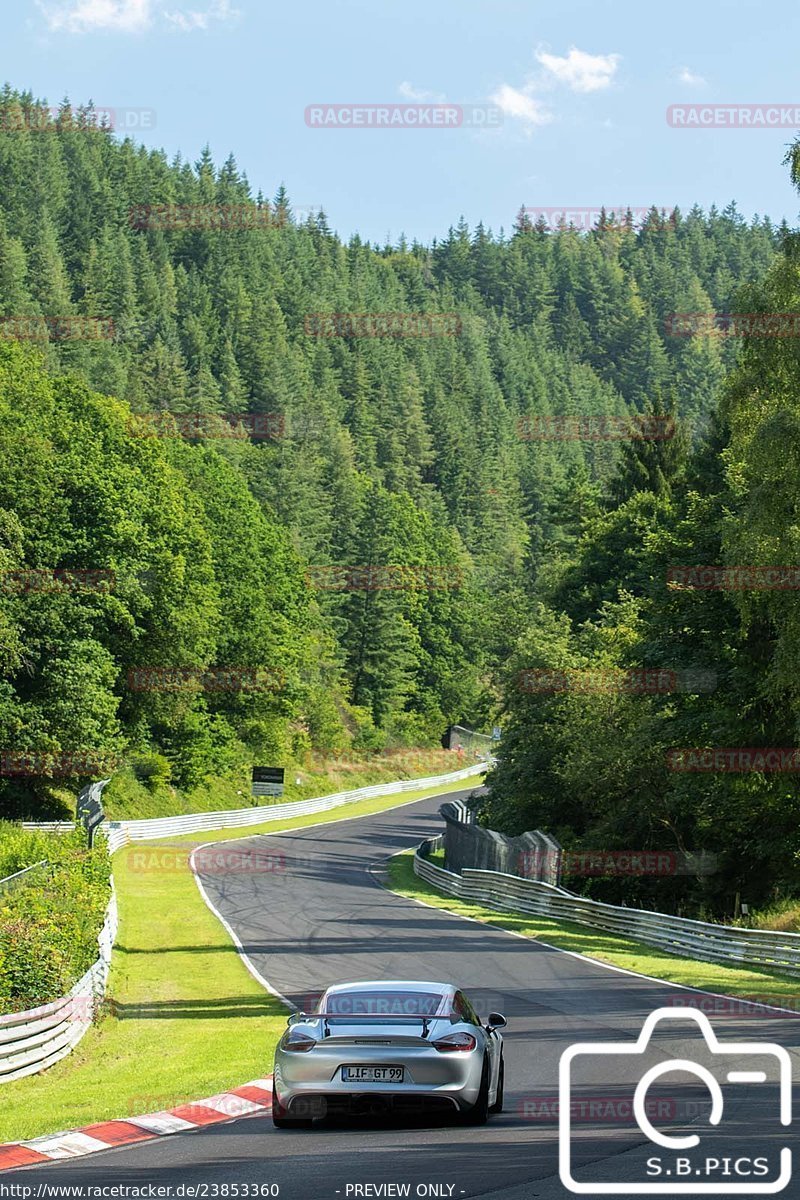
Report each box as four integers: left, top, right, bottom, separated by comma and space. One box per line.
306, 1011, 449, 1038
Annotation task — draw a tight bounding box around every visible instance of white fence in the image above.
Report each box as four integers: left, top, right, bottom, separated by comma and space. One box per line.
21, 763, 488, 853
414, 838, 800, 977
103, 761, 488, 853
2, 762, 486, 1081
0, 886, 118, 1083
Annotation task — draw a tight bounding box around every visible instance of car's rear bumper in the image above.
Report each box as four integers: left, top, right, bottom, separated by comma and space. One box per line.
274, 1046, 484, 1116
277, 1089, 464, 1117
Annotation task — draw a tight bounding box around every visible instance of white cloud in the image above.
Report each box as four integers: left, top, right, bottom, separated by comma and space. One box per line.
535, 45, 620, 93
163, 0, 239, 30
490, 84, 551, 126
37, 0, 238, 32
490, 44, 619, 129
38, 0, 152, 33
678, 65, 708, 87
397, 81, 446, 103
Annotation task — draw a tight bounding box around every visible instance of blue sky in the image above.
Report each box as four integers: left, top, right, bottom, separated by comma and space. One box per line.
8, 0, 800, 243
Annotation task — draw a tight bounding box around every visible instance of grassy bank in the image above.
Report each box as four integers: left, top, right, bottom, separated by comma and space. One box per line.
0, 772, 484, 1143
0, 825, 56, 879
745, 898, 800, 933
102, 747, 469, 819
0, 837, 287, 1144
387, 850, 800, 1006
166, 770, 485, 844
0, 828, 111, 1010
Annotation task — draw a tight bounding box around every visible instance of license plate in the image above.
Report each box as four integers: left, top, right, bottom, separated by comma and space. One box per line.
341, 1065, 404, 1083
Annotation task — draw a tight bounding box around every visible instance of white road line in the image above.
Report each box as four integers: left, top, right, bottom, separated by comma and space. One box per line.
194, 794, 799, 1028
188, 784, 480, 1011
189, 842, 294, 1009
373, 851, 800, 1022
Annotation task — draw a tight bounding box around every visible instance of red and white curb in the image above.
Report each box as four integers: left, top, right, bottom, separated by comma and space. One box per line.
0, 1078, 273, 1171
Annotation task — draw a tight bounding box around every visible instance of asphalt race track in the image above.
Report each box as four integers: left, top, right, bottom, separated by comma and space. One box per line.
10, 787, 800, 1199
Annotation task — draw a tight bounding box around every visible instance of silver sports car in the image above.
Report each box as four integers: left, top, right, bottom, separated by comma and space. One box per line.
271, 979, 506, 1128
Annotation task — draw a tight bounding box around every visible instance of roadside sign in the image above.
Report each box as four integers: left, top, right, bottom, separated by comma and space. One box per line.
252, 766, 285, 798
492, 726, 502, 740
77, 781, 106, 848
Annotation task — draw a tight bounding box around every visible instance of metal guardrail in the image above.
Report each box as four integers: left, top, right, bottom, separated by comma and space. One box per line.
413, 839, 800, 978
2, 762, 487, 1081
439, 798, 561, 885
102, 761, 488, 853
21, 763, 488, 854
0, 886, 117, 1084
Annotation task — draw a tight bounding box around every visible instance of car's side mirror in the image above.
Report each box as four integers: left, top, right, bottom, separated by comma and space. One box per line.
287, 1011, 307, 1025
487, 1012, 507, 1029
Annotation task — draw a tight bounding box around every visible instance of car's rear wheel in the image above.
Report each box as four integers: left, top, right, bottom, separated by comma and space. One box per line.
489, 1053, 504, 1114
461, 1056, 490, 1125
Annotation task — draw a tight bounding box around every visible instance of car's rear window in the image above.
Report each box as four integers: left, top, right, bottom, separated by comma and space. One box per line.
322, 990, 444, 1016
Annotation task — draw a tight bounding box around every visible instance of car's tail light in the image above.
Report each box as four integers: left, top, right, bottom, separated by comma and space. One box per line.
285, 1031, 317, 1052
431, 1032, 477, 1052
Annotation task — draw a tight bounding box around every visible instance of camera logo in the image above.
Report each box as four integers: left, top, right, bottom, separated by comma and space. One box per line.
559, 1007, 792, 1194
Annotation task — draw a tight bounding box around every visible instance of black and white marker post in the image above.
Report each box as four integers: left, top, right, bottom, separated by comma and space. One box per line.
76, 779, 109, 849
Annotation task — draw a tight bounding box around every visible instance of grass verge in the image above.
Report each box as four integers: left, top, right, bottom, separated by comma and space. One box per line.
387, 850, 800, 1007
103, 748, 469, 820
166, 772, 486, 844
0, 774, 483, 1143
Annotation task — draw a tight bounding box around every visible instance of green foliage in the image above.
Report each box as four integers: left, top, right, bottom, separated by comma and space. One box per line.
0, 86, 792, 903
486, 167, 800, 916
131, 751, 171, 791
0, 828, 110, 1007
0, 341, 320, 808
0, 822, 56, 877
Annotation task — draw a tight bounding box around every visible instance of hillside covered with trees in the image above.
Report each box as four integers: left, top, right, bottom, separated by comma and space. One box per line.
485, 149, 800, 917
1, 86, 797, 916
